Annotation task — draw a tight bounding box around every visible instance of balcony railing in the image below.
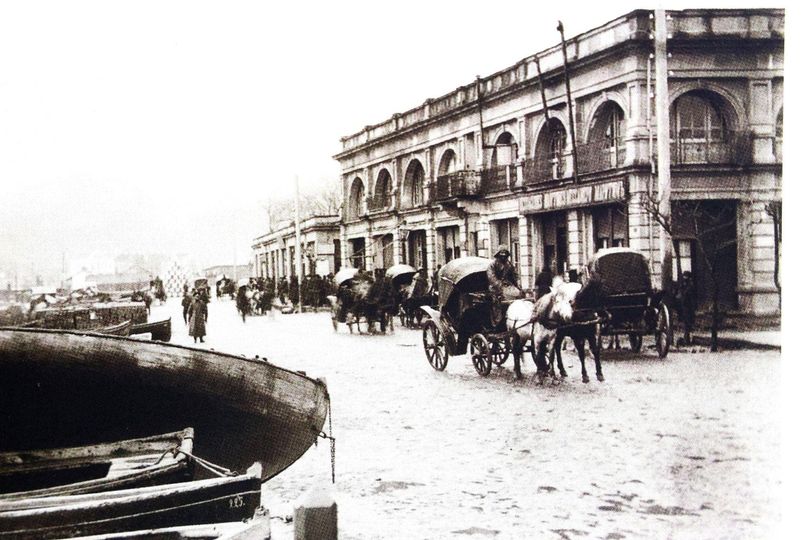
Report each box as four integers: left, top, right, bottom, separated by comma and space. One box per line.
577, 141, 626, 175
524, 156, 565, 186
671, 130, 752, 166
434, 170, 481, 202
480, 164, 516, 194
367, 194, 390, 212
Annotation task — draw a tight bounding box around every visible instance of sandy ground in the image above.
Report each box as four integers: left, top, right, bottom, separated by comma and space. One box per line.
152, 298, 780, 539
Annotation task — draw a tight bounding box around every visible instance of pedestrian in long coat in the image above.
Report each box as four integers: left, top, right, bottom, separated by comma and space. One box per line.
188, 292, 208, 343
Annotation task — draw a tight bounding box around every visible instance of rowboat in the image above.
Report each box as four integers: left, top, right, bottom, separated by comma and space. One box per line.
129, 318, 172, 342
0, 464, 262, 539
68, 515, 272, 539
96, 320, 133, 336
0, 328, 330, 481
0, 429, 195, 500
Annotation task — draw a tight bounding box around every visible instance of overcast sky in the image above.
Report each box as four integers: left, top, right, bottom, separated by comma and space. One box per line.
0, 0, 787, 280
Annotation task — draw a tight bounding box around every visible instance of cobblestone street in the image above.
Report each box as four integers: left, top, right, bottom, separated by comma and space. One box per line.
153, 298, 780, 539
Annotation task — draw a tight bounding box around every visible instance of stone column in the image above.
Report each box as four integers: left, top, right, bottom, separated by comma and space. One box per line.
426, 216, 437, 276
392, 226, 402, 265
477, 216, 491, 257
518, 215, 532, 290
566, 209, 582, 274
625, 81, 651, 166
748, 80, 775, 164
459, 216, 468, 258
738, 200, 779, 314
390, 158, 399, 210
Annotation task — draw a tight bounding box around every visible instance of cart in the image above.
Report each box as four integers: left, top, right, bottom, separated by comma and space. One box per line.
582, 248, 673, 358
419, 257, 518, 376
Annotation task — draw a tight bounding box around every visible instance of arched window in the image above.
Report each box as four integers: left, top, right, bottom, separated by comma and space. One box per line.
438, 149, 457, 176
402, 160, 425, 209
372, 169, 392, 211
348, 178, 365, 218
670, 90, 733, 164
581, 101, 625, 173
491, 132, 516, 167
531, 118, 567, 182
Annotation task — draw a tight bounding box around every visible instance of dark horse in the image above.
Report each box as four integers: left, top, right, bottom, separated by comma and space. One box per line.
535, 279, 604, 383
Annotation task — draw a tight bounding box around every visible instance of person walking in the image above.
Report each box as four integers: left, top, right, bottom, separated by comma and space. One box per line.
188, 291, 208, 343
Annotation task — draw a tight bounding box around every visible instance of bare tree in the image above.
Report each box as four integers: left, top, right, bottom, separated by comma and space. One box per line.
262, 180, 342, 233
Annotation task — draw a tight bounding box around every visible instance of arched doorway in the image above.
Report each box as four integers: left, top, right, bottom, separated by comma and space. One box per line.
670, 90, 736, 164
348, 178, 365, 218
372, 169, 392, 211
581, 101, 625, 173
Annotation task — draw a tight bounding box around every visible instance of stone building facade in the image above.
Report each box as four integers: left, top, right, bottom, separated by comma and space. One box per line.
334, 8, 783, 315
252, 215, 341, 279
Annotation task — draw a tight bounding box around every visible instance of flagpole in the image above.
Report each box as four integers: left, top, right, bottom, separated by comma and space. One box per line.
294, 175, 303, 313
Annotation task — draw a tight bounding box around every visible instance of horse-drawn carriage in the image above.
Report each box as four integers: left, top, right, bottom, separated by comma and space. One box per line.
328, 268, 396, 334
580, 247, 672, 358
419, 248, 673, 382
419, 257, 519, 376
384, 264, 429, 328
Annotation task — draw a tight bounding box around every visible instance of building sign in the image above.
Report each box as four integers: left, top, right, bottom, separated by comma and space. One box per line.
519, 179, 626, 214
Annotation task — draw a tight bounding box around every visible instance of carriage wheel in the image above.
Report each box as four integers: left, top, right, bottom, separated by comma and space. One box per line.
629, 334, 643, 353
423, 320, 449, 371
470, 333, 493, 377
490, 336, 509, 367
655, 303, 672, 359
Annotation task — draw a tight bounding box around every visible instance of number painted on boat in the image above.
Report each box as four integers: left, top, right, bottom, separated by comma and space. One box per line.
229, 495, 244, 508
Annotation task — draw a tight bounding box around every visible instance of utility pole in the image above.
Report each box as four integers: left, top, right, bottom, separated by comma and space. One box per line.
654, 9, 673, 290
557, 21, 579, 183
294, 175, 303, 313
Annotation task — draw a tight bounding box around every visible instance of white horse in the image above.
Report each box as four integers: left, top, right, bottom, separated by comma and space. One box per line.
505, 277, 575, 381
536, 280, 605, 383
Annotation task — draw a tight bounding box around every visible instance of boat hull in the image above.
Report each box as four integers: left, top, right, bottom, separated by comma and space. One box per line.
0, 329, 330, 481
129, 319, 172, 342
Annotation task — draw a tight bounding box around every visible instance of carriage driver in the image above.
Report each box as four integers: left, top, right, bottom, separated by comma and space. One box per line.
487, 245, 521, 327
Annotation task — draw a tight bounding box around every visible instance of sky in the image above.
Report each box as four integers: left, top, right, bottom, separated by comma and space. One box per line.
0, 0, 789, 281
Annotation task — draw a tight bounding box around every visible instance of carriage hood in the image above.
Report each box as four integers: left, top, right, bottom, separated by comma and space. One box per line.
587, 248, 652, 295
385, 264, 418, 282
333, 267, 359, 287
437, 257, 491, 307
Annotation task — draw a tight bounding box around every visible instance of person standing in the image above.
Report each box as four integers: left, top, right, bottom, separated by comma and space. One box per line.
534, 265, 554, 299
181, 289, 192, 324
188, 291, 208, 343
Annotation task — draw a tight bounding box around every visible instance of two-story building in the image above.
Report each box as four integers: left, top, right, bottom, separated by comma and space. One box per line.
252, 215, 342, 279
334, 8, 783, 315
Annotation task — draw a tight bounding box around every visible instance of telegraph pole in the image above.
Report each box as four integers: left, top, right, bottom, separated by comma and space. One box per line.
654, 9, 673, 290
557, 21, 579, 183
294, 175, 303, 312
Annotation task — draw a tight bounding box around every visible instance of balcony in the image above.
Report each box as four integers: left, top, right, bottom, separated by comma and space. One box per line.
671, 130, 752, 166
367, 195, 390, 213
577, 141, 626, 175
480, 165, 517, 195
433, 170, 481, 202
524, 156, 566, 186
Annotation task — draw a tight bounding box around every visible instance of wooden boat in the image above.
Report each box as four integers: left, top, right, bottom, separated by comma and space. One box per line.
0, 429, 195, 500
129, 318, 172, 342
96, 320, 133, 336
68, 514, 272, 539
0, 464, 262, 539
0, 328, 330, 481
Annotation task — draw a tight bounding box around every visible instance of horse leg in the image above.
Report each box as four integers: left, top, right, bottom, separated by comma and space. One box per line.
574, 336, 589, 383
551, 333, 567, 379
512, 336, 524, 380
587, 333, 604, 382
